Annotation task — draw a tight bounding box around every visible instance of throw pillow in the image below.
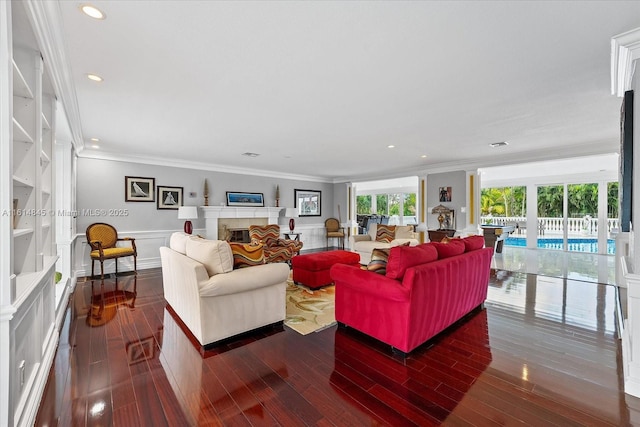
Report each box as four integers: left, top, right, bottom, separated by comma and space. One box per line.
367, 247, 391, 275
394, 225, 415, 239
386, 244, 438, 280
375, 224, 396, 243
462, 235, 485, 252
431, 239, 466, 259
416, 242, 439, 259
185, 238, 234, 276
229, 242, 265, 268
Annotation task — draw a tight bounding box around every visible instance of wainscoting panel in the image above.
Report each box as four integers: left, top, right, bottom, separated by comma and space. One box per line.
73, 225, 341, 278
74, 228, 205, 278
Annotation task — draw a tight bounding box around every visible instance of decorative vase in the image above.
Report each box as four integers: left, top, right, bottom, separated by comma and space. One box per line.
289, 218, 295, 232
203, 179, 209, 206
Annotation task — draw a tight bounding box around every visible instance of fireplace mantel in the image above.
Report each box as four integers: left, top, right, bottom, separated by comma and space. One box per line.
200, 206, 282, 240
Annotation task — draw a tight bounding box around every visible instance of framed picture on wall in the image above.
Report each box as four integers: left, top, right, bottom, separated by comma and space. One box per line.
125, 176, 155, 202
157, 186, 183, 209
439, 186, 452, 202
226, 192, 265, 207
295, 189, 321, 216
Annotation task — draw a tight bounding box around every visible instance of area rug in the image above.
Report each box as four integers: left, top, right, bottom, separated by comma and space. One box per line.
284, 280, 336, 335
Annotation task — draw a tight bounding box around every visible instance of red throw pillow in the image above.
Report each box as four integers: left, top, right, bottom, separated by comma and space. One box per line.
416, 243, 439, 259
386, 245, 438, 280
431, 239, 465, 259
462, 235, 485, 252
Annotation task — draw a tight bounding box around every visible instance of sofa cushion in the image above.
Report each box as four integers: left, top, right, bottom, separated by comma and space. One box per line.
229, 242, 265, 269
200, 263, 290, 297
169, 232, 191, 254
367, 248, 390, 275
431, 239, 466, 259
375, 224, 396, 243
386, 244, 438, 280
185, 238, 234, 276
462, 235, 485, 252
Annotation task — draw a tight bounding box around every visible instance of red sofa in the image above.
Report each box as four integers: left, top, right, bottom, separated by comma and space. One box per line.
330, 236, 493, 353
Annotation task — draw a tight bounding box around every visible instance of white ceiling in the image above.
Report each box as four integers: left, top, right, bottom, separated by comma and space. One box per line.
480, 153, 619, 187
56, 1, 640, 182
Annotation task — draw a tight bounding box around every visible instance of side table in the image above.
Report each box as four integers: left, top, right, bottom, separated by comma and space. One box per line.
284, 232, 301, 241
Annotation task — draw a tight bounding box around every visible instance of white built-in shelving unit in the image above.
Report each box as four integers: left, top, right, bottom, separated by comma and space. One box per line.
1, 1, 59, 425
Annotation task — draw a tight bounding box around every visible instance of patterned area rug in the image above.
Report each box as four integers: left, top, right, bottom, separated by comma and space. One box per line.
284, 280, 336, 335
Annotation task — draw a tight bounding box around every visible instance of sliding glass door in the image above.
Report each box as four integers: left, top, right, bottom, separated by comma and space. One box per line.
537, 185, 564, 250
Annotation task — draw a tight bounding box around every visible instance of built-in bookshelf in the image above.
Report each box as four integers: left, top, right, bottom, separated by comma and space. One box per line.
1, 2, 59, 426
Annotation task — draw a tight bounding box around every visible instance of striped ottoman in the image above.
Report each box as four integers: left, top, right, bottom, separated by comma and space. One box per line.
292, 250, 360, 289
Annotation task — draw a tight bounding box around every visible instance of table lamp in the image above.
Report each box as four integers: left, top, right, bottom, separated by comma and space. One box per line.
285, 207, 298, 232
178, 206, 198, 234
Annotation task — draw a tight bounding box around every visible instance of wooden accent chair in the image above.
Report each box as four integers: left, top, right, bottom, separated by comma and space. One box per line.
248, 224, 302, 263
86, 223, 137, 279
325, 218, 345, 249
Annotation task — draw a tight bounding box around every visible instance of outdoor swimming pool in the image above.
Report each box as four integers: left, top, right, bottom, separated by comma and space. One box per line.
505, 237, 616, 254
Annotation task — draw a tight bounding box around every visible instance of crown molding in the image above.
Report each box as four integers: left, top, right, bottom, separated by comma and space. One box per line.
78, 150, 334, 183
24, 0, 84, 151
80, 140, 616, 186
612, 27, 640, 97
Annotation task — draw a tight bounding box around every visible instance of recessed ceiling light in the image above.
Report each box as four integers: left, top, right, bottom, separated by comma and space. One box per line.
80, 4, 106, 20
91, 144, 99, 149
489, 141, 509, 148
241, 152, 260, 157
90, 138, 100, 142
86, 74, 103, 82
421, 154, 427, 158
388, 145, 395, 149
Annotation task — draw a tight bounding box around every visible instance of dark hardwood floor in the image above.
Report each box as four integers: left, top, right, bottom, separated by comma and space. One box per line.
35, 264, 638, 426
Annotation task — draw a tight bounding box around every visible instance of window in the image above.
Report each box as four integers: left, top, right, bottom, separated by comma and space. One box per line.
376, 194, 388, 215
356, 195, 372, 214
481, 186, 526, 217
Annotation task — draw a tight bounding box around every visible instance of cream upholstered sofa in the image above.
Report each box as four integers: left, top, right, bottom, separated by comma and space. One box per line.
159, 232, 290, 347
349, 224, 419, 264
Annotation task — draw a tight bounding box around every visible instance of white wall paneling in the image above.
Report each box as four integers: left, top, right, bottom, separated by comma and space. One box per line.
612, 26, 640, 399
73, 224, 331, 278
73, 228, 205, 278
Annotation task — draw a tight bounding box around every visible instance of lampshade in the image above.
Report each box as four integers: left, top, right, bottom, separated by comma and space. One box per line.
178, 206, 198, 219
431, 204, 451, 214
284, 207, 298, 218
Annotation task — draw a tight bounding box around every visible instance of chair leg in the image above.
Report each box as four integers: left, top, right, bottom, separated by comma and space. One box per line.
134, 255, 137, 275
115, 258, 118, 276
99, 261, 105, 280
91, 260, 95, 279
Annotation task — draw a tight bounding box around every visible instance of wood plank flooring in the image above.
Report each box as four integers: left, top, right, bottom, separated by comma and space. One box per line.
35, 266, 639, 426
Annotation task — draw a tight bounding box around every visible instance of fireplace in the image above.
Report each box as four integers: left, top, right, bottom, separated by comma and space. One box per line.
218, 218, 268, 243
201, 207, 283, 241
225, 228, 251, 243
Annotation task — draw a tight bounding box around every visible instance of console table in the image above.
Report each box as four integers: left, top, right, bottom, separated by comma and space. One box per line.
428, 229, 456, 242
